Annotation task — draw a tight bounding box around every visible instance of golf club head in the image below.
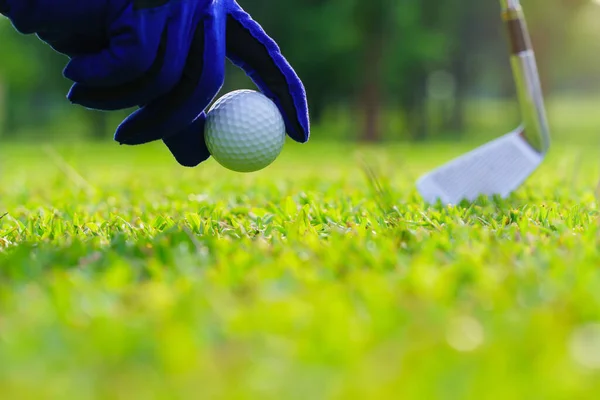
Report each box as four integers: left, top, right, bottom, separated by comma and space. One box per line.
416, 127, 543, 204
416, 0, 551, 205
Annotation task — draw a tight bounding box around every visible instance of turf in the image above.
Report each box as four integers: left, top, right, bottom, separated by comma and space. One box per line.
0, 140, 599, 399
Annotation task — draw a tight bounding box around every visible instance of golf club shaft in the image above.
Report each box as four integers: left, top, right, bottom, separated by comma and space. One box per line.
501, 0, 551, 153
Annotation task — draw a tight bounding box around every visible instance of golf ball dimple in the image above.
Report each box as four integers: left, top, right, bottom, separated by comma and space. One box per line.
205, 90, 286, 173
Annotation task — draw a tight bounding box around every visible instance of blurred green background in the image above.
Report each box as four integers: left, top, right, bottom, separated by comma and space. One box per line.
1, 0, 600, 146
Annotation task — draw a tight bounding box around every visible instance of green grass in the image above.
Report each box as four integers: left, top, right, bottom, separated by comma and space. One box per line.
1, 139, 600, 399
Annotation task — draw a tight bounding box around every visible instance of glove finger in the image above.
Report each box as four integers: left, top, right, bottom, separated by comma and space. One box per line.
225, 3, 309, 143
67, 16, 193, 111
162, 112, 210, 167
63, 4, 167, 87
114, 10, 226, 145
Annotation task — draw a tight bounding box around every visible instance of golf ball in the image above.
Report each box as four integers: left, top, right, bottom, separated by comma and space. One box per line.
205, 90, 286, 173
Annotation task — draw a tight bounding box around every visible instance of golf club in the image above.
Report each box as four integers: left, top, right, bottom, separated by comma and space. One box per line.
416, 0, 551, 205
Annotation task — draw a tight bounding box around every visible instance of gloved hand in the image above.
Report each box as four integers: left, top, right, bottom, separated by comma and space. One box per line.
1, 0, 310, 167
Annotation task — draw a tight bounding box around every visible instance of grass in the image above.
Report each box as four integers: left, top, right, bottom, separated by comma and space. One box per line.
0, 138, 600, 399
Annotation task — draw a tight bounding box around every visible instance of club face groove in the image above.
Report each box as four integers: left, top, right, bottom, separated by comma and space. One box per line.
415, 0, 551, 205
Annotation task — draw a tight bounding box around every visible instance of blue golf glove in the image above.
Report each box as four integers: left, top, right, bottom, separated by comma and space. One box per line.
1, 0, 310, 167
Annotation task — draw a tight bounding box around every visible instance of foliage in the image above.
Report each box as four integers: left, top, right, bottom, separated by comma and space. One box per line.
2, 1, 600, 140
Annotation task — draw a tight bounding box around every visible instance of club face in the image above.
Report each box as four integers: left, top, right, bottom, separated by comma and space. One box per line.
416, 128, 543, 204
415, 0, 550, 205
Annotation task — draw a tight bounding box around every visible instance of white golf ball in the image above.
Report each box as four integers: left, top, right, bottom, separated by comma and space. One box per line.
205, 90, 286, 173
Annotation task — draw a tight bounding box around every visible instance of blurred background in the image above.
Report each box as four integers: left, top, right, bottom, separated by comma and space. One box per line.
1, 0, 600, 146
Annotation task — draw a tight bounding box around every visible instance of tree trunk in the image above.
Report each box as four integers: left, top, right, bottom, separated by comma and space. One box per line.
405, 68, 429, 141
359, 34, 384, 142
446, 29, 470, 136
89, 111, 109, 140
3, 85, 18, 138
0, 81, 5, 138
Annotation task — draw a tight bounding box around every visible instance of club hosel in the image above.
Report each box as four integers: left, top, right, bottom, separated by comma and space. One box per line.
501, 2, 551, 154
509, 54, 548, 152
